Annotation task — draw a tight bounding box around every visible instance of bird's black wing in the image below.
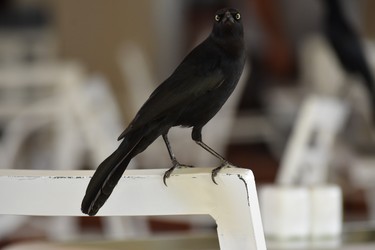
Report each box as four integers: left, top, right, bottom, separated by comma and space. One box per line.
118, 41, 225, 140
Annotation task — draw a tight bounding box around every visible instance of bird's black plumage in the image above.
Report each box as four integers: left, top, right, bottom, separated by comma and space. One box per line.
81, 8, 245, 216
323, 0, 375, 121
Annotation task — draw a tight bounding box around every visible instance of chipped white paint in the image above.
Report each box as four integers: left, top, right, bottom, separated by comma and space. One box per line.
0, 168, 266, 250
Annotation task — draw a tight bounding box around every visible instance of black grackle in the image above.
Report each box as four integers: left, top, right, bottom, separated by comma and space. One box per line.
82, 8, 245, 216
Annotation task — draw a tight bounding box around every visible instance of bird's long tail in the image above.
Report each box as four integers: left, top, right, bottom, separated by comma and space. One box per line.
81, 133, 142, 216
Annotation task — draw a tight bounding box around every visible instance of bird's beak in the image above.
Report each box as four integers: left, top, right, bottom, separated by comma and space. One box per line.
222, 11, 234, 24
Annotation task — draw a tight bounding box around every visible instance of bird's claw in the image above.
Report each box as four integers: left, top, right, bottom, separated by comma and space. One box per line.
163, 162, 194, 186
211, 161, 232, 185
163, 167, 174, 186
164, 160, 233, 185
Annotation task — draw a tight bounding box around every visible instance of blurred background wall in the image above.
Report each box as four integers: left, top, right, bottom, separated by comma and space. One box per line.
51, 0, 158, 120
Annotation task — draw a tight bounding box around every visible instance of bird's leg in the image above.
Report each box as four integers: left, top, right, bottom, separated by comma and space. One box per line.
195, 140, 232, 184
162, 134, 193, 186
192, 127, 233, 184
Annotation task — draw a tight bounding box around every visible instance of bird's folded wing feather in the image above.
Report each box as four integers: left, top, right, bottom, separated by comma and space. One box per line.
118, 63, 224, 140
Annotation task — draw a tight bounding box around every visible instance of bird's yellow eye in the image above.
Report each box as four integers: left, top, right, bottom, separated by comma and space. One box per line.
235, 13, 241, 20
215, 14, 220, 22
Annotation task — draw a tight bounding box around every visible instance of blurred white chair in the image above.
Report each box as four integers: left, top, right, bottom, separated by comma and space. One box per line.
0, 62, 148, 240
301, 35, 375, 222
0, 62, 85, 171
0, 63, 84, 240
259, 36, 349, 243
260, 94, 347, 242
276, 95, 348, 185
276, 34, 362, 185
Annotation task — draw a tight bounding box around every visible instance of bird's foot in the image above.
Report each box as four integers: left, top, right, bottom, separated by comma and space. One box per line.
163, 161, 194, 186
211, 161, 233, 185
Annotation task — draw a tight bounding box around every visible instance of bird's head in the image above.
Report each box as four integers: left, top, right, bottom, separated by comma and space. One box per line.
211, 8, 244, 40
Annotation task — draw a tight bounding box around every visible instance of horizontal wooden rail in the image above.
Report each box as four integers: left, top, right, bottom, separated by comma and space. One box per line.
0, 167, 266, 250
